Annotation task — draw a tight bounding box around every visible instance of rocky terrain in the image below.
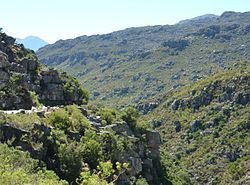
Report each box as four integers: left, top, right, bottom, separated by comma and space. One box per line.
0, 32, 88, 110
140, 63, 250, 184
1, 11, 250, 185
0, 105, 167, 184
37, 11, 250, 107
0, 31, 166, 185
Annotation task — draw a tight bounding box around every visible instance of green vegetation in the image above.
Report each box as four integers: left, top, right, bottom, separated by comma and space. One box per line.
1, 11, 250, 185
0, 103, 157, 184
29, 91, 42, 107
0, 143, 67, 185
141, 64, 250, 184
37, 11, 250, 107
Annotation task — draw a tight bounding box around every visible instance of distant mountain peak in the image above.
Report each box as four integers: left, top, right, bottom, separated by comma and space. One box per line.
178, 14, 219, 24
16, 36, 48, 51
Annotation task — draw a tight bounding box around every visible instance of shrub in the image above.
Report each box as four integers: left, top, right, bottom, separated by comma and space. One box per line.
29, 91, 42, 107
80, 129, 103, 168
49, 109, 70, 131
58, 142, 82, 182
121, 106, 139, 124
65, 104, 90, 130
98, 108, 119, 125
0, 143, 66, 185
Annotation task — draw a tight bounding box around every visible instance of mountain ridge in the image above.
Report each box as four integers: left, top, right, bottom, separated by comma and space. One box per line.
37, 11, 250, 108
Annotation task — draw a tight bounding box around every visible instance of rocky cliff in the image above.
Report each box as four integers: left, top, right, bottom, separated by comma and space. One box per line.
0, 32, 88, 110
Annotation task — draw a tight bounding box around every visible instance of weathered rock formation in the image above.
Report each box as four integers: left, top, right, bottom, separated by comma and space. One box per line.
171, 75, 250, 111
0, 32, 88, 110
0, 106, 165, 185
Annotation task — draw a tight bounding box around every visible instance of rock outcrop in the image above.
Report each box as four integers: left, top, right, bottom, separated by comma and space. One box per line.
171, 75, 250, 111
0, 32, 88, 110
0, 106, 164, 185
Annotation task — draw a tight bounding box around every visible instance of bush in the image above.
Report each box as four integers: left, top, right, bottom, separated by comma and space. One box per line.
0, 143, 66, 185
64, 80, 90, 104
65, 104, 90, 130
98, 108, 119, 125
58, 142, 82, 182
49, 109, 70, 131
80, 129, 103, 168
29, 91, 42, 107
121, 106, 139, 124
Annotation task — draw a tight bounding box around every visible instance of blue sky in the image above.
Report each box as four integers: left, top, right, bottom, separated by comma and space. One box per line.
1, 0, 249, 43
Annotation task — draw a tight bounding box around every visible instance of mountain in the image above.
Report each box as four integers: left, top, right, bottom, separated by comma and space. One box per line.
0, 33, 87, 110
0, 31, 166, 185
140, 63, 250, 184
178, 14, 219, 24
37, 11, 250, 108
16, 36, 48, 51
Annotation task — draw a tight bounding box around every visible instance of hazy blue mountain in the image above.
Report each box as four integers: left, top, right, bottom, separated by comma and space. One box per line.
16, 36, 48, 51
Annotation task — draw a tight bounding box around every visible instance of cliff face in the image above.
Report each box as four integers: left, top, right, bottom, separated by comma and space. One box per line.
0, 32, 88, 110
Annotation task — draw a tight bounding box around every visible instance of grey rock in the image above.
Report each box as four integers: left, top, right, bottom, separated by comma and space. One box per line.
79, 107, 88, 117
146, 130, 161, 148
0, 69, 10, 82
41, 69, 61, 84
173, 120, 182, 132
112, 121, 133, 135
0, 51, 10, 69
19, 58, 38, 71
171, 99, 180, 110
190, 120, 202, 132
128, 157, 142, 176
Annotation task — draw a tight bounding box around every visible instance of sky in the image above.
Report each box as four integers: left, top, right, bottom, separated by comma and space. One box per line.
0, 0, 249, 43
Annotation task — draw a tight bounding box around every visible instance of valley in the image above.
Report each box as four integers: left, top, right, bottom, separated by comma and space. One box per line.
0, 10, 249, 185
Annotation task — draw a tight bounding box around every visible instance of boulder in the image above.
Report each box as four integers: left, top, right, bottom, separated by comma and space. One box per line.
146, 130, 161, 148
9, 62, 27, 73
112, 121, 133, 135
0, 51, 10, 69
171, 99, 180, 110
117, 173, 130, 185
190, 120, 202, 132
0, 123, 30, 142
0, 69, 10, 81
173, 120, 182, 132
128, 157, 142, 176
41, 69, 61, 84
19, 58, 38, 71
41, 84, 64, 101
233, 91, 250, 105
79, 107, 88, 117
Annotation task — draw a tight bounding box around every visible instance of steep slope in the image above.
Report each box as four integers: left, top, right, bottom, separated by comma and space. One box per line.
140, 63, 250, 184
16, 36, 48, 51
0, 31, 167, 185
0, 31, 88, 110
37, 11, 250, 107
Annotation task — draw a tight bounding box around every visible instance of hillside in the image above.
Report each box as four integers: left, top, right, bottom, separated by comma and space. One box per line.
0, 31, 88, 110
140, 63, 250, 184
37, 11, 250, 107
16, 36, 48, 51
0, 31, 167, 185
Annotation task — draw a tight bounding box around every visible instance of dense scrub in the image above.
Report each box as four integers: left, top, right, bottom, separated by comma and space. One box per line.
141, 63, 250, 184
